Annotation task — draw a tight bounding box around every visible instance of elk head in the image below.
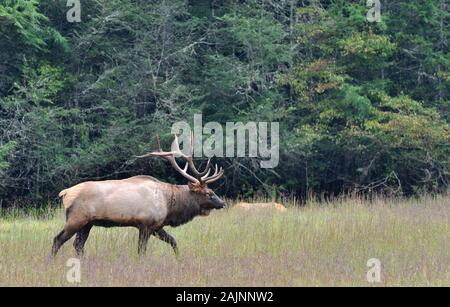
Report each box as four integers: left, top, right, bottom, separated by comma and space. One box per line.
137, 134, 225, 212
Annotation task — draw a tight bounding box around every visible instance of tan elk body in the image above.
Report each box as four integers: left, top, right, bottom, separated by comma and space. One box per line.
52, 135, 225, 257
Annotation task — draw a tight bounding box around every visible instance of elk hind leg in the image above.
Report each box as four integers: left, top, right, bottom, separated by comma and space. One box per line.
73, 224, 93, 257
52, 223, 83, 257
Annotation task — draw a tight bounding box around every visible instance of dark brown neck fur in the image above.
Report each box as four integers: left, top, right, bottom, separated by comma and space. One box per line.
163, 185, 203, 227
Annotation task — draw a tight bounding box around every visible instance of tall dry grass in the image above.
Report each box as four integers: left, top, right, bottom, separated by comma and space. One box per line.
0, 196, 449, 286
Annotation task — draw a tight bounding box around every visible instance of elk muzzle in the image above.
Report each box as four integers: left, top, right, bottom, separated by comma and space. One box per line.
211, 194, 226, 209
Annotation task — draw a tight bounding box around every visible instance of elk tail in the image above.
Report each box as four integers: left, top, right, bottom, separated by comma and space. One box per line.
58, 187, 79, 210
58, 189, 68, 198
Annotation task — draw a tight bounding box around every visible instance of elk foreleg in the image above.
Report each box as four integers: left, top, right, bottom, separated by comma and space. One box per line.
155, 228, 179, 256
138, 227, 152, 255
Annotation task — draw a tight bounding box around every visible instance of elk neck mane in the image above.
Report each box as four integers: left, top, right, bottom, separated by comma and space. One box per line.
163, 185, 203, 227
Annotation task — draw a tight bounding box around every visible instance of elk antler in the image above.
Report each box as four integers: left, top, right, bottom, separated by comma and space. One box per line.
136, 134, 224, 186
174, 132, 212, 178
204, 164, 224, 184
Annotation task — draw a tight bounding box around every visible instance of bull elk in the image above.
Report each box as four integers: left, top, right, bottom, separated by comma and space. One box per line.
52, 134, 225, 257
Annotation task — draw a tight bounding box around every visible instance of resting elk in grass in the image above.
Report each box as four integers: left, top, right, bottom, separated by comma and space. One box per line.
52, 134, 225, 257
234, 202, 287, 212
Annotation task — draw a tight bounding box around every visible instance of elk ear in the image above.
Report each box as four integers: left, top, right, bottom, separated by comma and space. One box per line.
188, 182, 206, 193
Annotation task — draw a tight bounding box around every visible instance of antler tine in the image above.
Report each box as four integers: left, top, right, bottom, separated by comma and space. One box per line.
191, 158, 211, 177
210, 164, 219, 177
204, 165, 224, 184
156, 134, 162, 152
135, 134, 171, 159
135, 135, 161, 158
200, 168, 211, 181
183, 132, 212, 178
190, 131, 194, 156
201, 164, 223, 183
172, 134, 188, 158
166, 155, 200, 184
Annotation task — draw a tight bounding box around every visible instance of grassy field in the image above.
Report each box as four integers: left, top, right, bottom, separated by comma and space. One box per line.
0, 196, 449, 286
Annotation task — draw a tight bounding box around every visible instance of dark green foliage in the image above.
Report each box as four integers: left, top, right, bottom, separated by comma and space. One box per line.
0, 0, 449, 206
